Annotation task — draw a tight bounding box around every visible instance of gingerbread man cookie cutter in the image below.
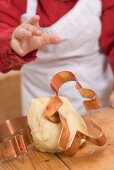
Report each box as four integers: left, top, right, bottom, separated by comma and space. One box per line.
44, 71, 107, 156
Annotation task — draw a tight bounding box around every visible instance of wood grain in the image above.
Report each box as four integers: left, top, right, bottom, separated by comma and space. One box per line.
0, 106, 114, 169
0, 147, 69, 170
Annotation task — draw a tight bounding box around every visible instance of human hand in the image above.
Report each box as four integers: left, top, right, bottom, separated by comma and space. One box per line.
109, 91, 114, 108
11, 15, 60, 57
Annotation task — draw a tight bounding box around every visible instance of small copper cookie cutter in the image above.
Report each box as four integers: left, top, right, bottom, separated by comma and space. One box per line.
0, 116, 33, 160
0, 71, 107, 160
44, 71, 107, 156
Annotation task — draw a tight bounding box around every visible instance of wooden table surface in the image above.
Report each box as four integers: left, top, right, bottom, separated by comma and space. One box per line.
0, 107, 114, 170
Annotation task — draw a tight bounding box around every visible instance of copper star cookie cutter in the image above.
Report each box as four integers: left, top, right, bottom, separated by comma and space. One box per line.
0, 71, 107, 160
44, 71, 107, 156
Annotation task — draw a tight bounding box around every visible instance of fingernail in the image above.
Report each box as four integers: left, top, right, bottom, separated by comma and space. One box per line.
37, 30, 42, 35
19, 50, 23, 55
55, 37, 61, 42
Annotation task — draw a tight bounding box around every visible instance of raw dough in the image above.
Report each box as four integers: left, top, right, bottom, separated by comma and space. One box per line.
27, 96, 87, 153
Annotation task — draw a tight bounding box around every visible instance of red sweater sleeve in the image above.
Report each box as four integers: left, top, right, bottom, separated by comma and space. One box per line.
0, 1, 36, 73
100, 0, 114, 73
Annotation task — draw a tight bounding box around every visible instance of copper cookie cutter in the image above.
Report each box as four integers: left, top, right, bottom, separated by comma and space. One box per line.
0, 116, 33, 160
44, 71, 107, 156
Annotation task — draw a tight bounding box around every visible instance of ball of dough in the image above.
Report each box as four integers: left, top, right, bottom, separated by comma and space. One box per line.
27, 96, 87, 153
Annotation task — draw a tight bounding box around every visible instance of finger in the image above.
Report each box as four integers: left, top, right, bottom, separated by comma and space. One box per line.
48, 36, 61, 44
26, 15, 40, 26
40, 34, 61, 45
22, 24, 42, 36
14, 28, 32, 39
11, 39, 24, 56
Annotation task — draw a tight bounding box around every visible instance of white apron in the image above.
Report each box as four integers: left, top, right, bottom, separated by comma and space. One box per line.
21, 0, 113, 115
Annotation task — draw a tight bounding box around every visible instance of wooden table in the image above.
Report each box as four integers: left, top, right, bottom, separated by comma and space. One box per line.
0, 107, 114, 170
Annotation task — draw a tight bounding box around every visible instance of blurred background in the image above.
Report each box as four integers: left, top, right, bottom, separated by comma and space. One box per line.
0, 71, 22, 123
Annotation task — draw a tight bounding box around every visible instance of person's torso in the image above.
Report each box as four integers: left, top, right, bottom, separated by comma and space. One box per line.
20, 0, 113, 114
